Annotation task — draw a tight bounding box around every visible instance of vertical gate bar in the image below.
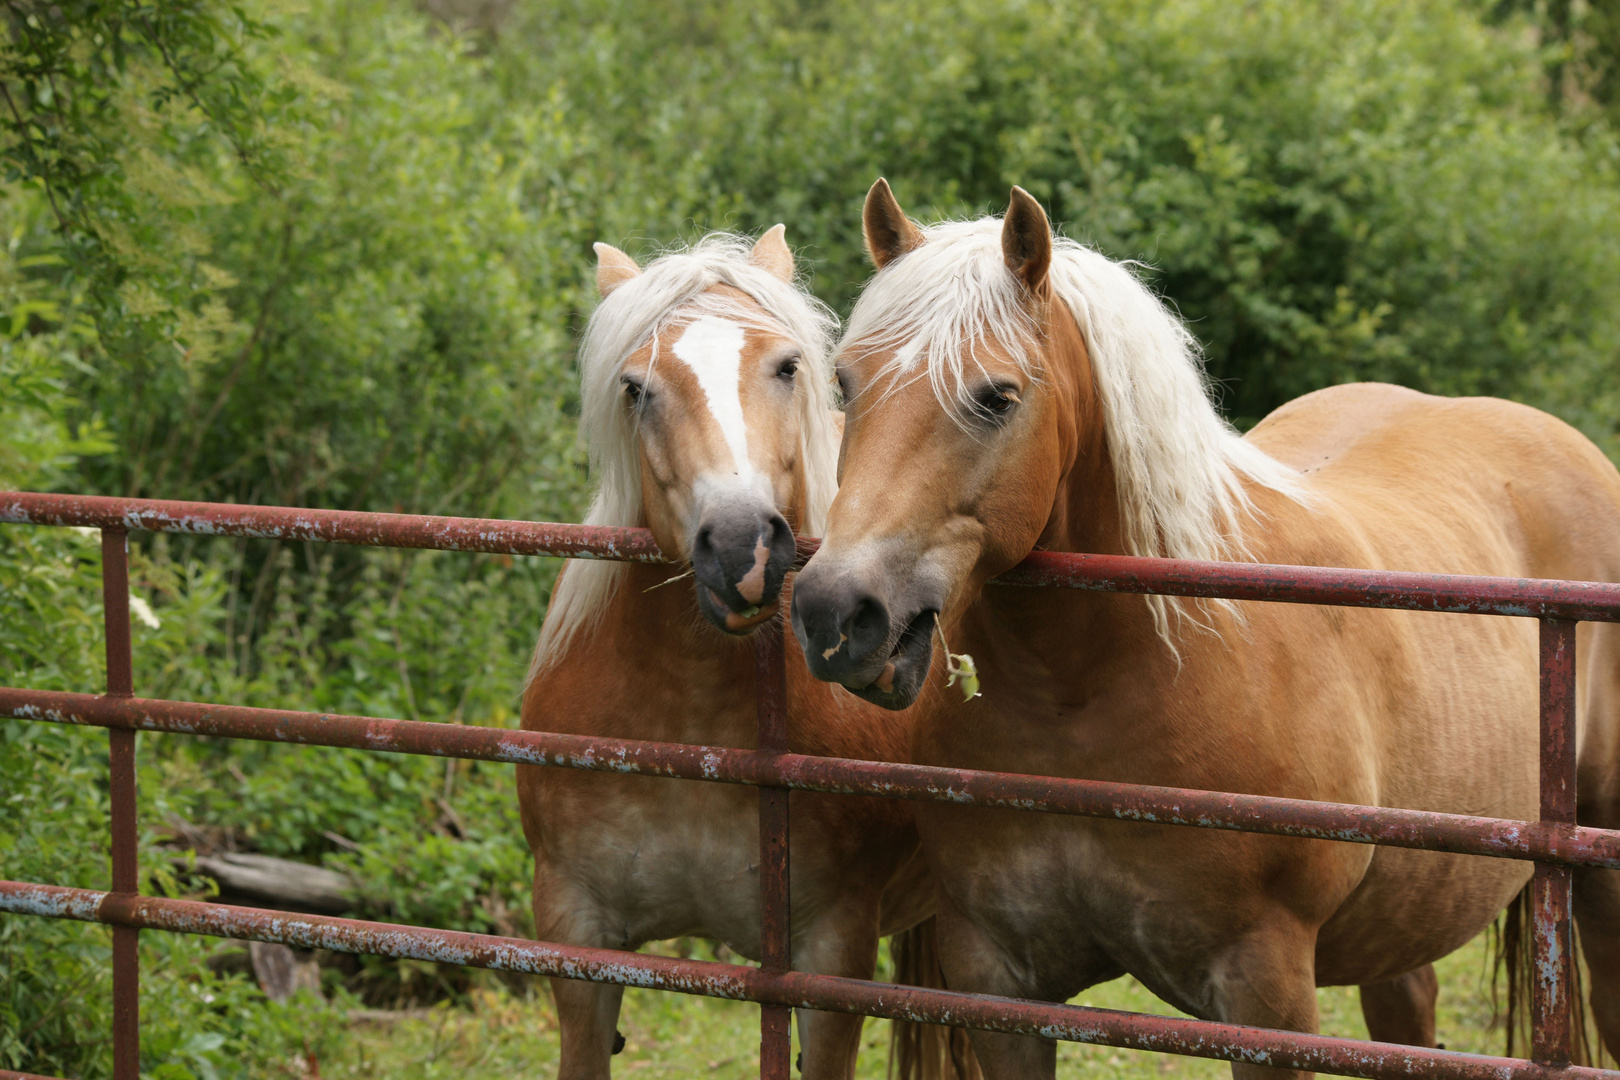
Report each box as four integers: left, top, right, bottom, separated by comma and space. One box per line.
101, 528, 138, 1080
1532, 616, 1577, 1065
756, 622, 792, 1080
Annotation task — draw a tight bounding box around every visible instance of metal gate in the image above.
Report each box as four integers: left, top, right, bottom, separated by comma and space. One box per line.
3, 490, 1620, 1080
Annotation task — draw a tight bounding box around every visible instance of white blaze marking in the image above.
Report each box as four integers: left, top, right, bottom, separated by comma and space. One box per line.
673, 316, 751, 474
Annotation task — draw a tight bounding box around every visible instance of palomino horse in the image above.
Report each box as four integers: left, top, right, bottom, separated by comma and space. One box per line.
517, 230, 966, 1079
791, 179, 1620, 1079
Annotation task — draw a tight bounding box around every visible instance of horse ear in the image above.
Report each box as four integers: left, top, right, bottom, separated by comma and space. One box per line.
594, 243, 641, 298
863, 178, 925, 270
1001, 186, 1052, 294
751, 224, 795, 282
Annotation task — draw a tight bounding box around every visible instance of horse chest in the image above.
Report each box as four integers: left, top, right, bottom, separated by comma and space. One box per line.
912, 605, 1541, 1003
919, 804, 1337, 1011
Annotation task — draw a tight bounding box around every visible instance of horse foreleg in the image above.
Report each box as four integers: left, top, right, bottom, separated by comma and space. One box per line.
1358, 964, 1439, 1047
792, 907, 882, 1080
928, 905, 1060, 1080
533, 865, 628, 1080
550, 976, 626, 1080
1209, 919, 1322, 1080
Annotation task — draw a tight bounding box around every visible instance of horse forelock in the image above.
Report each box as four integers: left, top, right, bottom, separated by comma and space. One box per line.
842, 222, 1042, 421
838, 216, 1309, 647
529, 233, 842, 683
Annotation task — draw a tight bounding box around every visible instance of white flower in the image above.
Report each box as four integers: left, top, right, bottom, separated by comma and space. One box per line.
129, 595, 162, 630
68, 526, 100, 540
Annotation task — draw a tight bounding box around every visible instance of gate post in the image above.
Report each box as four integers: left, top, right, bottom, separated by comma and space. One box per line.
1532, 617, 1577, 1064
756, 622, 792, 1079
100, 528, 139, 1080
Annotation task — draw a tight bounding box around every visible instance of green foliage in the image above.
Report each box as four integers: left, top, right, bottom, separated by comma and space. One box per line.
1493, 0, 1620, 129
0, 183, 345, 1077
0, 0, 306, 437
506, 0, 1620, 443
2, 2, 585, 1068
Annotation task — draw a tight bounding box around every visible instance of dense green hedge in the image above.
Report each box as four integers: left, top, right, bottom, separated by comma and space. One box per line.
510, 0, 1620, 437
4, 1, 1620, 1074
0, 186, 348, 1078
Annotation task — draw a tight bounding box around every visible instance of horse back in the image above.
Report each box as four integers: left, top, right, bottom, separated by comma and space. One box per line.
1249, 381, 1620, 586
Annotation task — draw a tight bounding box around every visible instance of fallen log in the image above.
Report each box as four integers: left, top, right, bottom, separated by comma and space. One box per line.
193, 852, 355, 914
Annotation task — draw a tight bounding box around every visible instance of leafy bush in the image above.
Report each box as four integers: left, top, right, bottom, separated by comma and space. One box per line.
0, 184, 349, 1079
505, 0, 1620, 443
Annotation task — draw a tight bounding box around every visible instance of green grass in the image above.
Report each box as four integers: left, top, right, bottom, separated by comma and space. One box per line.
313, 934, 1507, 1079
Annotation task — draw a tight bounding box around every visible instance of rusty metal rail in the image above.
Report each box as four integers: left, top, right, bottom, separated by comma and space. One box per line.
10, 491, 1620, 619
2, 489, 1619, 1080
3, 879, 1616, 1080
7, 688, 1620, 869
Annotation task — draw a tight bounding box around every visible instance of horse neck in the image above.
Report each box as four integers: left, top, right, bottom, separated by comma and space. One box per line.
582, 461, 822, 737
962, 297, 1160, 682
1038, 295, 1128, 557
593, 561, 758, 728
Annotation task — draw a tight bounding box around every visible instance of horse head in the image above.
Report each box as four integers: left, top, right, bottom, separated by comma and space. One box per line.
541, 228, 840, 658
795, 179, 1297, 710
791, 181, 1076, 708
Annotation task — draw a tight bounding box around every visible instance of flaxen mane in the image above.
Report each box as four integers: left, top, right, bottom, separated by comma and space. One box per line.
530, 234, 841, 679
840, 217, 1307, 641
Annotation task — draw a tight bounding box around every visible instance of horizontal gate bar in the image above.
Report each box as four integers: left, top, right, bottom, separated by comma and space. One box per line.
0, 491, 667, 562
5, 490, 1620, 620
1, 880, 1611, 1080
0, 1071, 68, 1080
6, 688, 1618, 869
996, 550, 1620, 622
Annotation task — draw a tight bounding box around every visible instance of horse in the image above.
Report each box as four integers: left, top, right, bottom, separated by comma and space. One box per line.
516, 228, 973, 1080
789, 179, 1620, 1080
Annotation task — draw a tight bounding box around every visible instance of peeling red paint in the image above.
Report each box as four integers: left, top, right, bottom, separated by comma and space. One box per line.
5, 492, 1618, 620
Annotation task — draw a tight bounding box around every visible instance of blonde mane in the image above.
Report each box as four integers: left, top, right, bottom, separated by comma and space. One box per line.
530, 233, 841, 679
840, 217, 1307, 640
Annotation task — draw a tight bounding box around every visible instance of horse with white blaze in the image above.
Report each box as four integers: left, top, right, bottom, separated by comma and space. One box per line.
519, 228, 973, 1080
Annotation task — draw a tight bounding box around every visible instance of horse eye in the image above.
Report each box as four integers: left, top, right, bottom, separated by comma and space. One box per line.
776, 355, 800, 381
621, 375, 646, 406
973, 384, 1020, 422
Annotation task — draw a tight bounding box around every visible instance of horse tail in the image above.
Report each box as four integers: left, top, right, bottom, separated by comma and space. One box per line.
887, 917, 983, 1080
1494, 881, 1602, 1064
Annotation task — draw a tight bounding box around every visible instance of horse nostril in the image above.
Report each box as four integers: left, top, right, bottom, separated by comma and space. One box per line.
845, 595, 890, 656
794, 577, 891, 671
768, 514, 791, 549
762, 513, 795, 569
689, 507, 796, 626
